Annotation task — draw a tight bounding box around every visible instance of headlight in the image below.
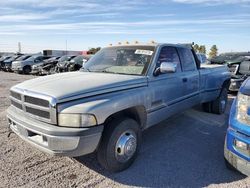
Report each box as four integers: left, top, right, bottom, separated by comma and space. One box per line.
58, 113, 97, 128
236, 93, 250, 125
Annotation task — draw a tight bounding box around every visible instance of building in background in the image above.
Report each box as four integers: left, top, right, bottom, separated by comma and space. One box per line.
43, 50, 88, 56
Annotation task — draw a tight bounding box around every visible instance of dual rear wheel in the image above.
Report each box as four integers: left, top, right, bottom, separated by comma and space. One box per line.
203, 87, 228, 114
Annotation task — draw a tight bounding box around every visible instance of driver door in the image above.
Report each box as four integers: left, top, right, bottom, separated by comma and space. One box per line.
147, 46, 186, 127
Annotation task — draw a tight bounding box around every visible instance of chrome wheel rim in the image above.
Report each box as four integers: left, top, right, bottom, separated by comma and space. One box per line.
115, 130, 137, 163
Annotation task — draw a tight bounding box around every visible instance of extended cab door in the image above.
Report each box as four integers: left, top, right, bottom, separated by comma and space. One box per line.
177, 47, 200, 104
146, 46, 186, 127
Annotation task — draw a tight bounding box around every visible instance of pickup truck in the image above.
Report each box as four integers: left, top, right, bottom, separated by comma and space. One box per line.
7, 43, 231, 172
224, 78, 250, 176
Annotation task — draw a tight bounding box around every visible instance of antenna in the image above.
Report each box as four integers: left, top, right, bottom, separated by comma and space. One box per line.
66, 40, 68, 55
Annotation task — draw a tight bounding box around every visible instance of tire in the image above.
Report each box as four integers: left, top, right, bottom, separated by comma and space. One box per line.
23, 66, 31, 74
211, 87, 228, 114
97, 117, 141, 172
202, 102, 211, 113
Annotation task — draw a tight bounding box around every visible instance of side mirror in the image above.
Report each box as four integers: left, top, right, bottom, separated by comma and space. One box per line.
160, 62, 177, 73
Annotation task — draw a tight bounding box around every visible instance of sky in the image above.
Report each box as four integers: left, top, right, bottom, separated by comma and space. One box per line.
0, 0, 249, 54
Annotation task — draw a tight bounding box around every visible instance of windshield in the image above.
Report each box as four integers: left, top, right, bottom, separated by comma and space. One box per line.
82, 46, 155, 75
16, 55, 31, 61
0, 56, 11, 61
58, 55, 74, 62
25, 56, 37, 61
71, 55, 84, 63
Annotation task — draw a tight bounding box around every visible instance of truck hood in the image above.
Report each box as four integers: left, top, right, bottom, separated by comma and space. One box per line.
12, 71, 147, 103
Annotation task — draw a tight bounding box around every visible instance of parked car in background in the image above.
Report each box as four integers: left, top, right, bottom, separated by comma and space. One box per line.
12, 55, 51, 74
55, 55, 76, 72
210, 52, 250, 65
196, 53, 207, 64
7, 43, 230, 172
67, 55, 90, 72
224, 78, 250, 176
31, 56, 60, 75
0, 56, 12, 70
227, 56, 250, 92
1, 54, 23, 72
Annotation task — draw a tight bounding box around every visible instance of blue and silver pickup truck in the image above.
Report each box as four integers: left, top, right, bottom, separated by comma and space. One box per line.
224, 78, 250, 176
7, 43, 230, 172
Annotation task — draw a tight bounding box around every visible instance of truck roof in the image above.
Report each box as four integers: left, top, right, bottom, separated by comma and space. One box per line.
106, 43, 193, 49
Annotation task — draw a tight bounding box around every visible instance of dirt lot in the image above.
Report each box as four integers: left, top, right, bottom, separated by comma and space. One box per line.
0, 71, 250, 188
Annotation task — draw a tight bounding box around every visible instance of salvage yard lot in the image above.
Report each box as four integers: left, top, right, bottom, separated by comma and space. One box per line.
0, 72, 250, 188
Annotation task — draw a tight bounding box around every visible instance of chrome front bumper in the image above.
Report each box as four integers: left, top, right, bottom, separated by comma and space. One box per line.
7, 106, 103, 157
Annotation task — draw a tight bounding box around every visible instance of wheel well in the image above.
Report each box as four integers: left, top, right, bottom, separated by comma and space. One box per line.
23, 65, 31, 70
104, 106, 147, 129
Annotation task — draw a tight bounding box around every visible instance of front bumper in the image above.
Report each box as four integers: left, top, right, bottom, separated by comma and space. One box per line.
12, 66, 22, 72
7, 106, 103, 157
224, 99, 250, 176
30, 69, 39, 75
224, 139, 250, 176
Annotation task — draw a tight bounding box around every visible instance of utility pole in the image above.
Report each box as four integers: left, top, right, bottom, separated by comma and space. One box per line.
18, 42, 21, 53
66, 40, 67, 55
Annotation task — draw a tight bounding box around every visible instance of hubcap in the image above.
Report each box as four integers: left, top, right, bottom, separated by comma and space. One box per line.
115, 130, 137, 163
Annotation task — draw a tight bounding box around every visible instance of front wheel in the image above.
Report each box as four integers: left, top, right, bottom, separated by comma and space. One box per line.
23, 66, 31, 74
97, 117, 141, 172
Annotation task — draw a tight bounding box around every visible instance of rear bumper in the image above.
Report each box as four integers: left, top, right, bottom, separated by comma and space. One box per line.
7, 106, 103, 157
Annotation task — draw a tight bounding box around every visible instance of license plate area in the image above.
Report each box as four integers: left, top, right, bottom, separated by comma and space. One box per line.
27, 130, 48, 147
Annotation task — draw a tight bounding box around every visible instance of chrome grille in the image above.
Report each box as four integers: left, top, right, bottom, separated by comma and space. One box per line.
11, 100, 22, 109
10, 91, 21, 100
26, 106, 50, 119
24, 96, 49, 107
9, 88, 56, 124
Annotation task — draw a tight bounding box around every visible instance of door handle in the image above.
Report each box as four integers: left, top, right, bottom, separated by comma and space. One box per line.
182, 78, 188, 82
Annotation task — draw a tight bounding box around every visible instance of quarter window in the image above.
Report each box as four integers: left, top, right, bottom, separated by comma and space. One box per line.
178, 48, 196, 71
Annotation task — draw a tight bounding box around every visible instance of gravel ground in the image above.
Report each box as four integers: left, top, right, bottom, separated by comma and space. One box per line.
0, 71, 250, 188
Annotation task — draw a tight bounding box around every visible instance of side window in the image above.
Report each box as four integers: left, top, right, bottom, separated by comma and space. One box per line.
36, 56, 42, 62
157, 46, 181, 72
177, 48, 196, 71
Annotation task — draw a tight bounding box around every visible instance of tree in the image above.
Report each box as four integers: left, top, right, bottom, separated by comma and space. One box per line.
193, 44, 200, 53
199, 45, 206, 54
209, 45, 218, 59
192, 43, 206, 54
88, 47, 101, 54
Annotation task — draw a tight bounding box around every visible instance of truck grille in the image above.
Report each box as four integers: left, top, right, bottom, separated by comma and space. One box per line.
10, 89, 56, 123
24, 96, 49, 107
